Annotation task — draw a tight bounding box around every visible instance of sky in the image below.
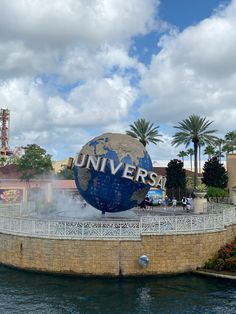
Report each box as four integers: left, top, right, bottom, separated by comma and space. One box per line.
0, 0, 235, 168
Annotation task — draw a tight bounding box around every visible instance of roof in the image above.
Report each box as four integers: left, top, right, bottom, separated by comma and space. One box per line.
52, 180, 76, 189
153, 167, 201, 177
0, 164, 21, 179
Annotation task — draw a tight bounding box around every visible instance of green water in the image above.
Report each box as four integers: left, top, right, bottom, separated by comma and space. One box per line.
0, 266, 235, 314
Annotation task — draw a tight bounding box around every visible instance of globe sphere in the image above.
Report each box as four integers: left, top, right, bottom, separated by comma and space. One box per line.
73, 133, 153, 212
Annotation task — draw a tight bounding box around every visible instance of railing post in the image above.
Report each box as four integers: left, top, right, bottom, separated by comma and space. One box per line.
82, 222, 84, 238
190, 216, 193, 232
203, 215, 206, 230
101, 222, 103, 238
119, 224, 122, 238
48, 221, 50, 236
175, 216, 177, 233
222, 210, 225, 227
158, 217, 160, 234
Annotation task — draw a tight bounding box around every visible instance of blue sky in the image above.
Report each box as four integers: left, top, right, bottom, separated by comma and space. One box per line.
0, 0, 235, 168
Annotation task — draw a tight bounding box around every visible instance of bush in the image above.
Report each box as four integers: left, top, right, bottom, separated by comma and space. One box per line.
206, 186, 229, 203
213, 258, 225, 271
225, 257, 236, 272
206, 187, 229, 198
205, 259, 216, 269
204, 238, 236, 272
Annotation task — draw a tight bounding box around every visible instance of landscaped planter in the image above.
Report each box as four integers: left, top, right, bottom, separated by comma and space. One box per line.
193, 191, 207, 213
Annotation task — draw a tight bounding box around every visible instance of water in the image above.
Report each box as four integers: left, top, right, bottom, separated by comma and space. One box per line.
0, 266, 235, 314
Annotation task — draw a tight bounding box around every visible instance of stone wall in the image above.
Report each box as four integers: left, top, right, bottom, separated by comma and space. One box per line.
227, 153, 236, 204
0, 225, 236, 276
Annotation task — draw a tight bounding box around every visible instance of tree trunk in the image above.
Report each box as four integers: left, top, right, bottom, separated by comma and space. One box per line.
198, 145, 201, 173
193, 142, 198, 188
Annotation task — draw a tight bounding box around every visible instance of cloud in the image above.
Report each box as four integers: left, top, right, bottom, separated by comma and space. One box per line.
0, 0, 159, 81
48, 76, 138, 126
140, 0, 236, 133
0, 0, 158, 47
0, 0, 161, 158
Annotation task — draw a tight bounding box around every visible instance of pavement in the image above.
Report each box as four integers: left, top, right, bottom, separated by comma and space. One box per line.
193, 269, 236, 280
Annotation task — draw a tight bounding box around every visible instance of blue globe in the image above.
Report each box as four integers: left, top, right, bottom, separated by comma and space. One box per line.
74, 133, 153, 213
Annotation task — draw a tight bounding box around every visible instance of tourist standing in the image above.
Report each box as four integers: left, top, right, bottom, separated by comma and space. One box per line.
187, 195, 193, 210
164, 195, 169, 210
182, 196, 187, 211
172, 197, 177, 211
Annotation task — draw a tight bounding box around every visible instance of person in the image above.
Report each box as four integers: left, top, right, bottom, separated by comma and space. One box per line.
139, 199, 146, 209
81, 200, 87, 208
186, 200, 191, 212
172, 197, 177, 210
182, 196, 187, 211
164, 195, 169, 210
149, 197, 153, 209
187, 195, 192, 210
145, 196, 151, 210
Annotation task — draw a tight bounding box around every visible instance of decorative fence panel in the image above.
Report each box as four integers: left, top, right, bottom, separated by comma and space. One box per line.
0, 203, 235, 240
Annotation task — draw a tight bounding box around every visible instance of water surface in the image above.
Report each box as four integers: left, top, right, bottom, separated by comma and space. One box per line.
0, 266, 235, 314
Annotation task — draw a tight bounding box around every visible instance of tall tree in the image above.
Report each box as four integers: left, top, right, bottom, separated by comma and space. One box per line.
198, 141, 204, 173
202, 157, 228, 188
166, 159, 186, 198
224, 130, 236, 153
214, 138, 225, 163
172, 115, 218, 188
187, 148, 194, 171
126, 118, 162, 147
56, 167, 74, 180
177, 151, 188, 164
17, 144, 53, 181
204, 145, 215, 160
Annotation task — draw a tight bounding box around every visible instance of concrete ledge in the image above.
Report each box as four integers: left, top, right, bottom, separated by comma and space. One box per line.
194, 269, 236, 280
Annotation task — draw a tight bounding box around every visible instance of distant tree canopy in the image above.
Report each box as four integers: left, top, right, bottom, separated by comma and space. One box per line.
166, 159, 186, 190
17, 144, 53, 181
202, 157, 228, 188
56, 167, 74, 180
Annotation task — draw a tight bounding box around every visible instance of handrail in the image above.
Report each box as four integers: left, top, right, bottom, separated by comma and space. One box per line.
0, 203, 235, 240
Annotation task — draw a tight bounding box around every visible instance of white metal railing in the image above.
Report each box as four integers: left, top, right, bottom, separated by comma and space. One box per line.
0, 217, 141, 240
206, 202, 235, 213
140, 209, 235, 235
0, 202, 34, 217
0, 203, 235, 240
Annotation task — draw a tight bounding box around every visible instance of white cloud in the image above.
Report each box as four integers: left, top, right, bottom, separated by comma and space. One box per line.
0, 0, 161, 159
48, 76, 138, 126
0, 0, 158, 47
140, 0, 236, 133
0, 0, 159, 81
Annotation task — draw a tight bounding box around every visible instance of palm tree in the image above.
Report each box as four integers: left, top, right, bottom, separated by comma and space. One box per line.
204, 145, 215, 160
198, 140, 205, 173
224, 131, 236, 153
172, 114, 218, 188
187, 148, 194, 171
126, 118, 163, 147
214, 138, 225, 163
177, 151, 188, 164
222, 143, 234, 155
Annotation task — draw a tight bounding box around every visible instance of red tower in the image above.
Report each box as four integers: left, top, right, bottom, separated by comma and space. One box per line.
0, 108, 12, 156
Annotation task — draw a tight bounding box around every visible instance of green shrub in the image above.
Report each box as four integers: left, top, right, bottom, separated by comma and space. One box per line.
225, 257, 236, 272
206, 186, 229, 198
205, 259, 216, 269
204, 238, 236, 272
213, 258, 225, 271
